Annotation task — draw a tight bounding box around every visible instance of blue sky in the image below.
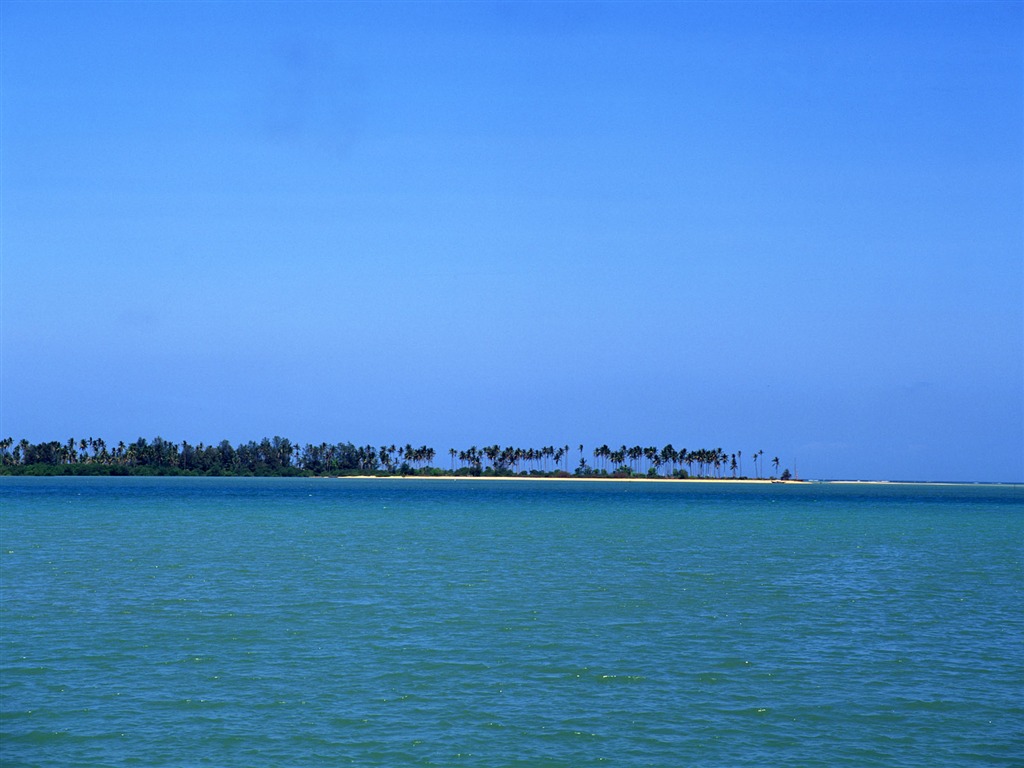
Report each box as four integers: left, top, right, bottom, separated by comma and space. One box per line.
2, 1, 1021, 481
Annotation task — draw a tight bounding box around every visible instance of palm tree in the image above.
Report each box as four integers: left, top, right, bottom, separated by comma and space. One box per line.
661, 444, 676, 476
772, 456, 780, 477
466, 446, 481, 474
625, 445, 638, 473
640, 446, 654, 475
483, 445, 499, 472
610, 449, 622, 471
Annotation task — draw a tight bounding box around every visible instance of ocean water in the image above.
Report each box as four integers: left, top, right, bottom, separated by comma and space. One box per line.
1, 477, 1021, 767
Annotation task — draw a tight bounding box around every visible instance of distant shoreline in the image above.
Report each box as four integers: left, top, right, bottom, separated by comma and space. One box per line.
310, 476, 1020, 487
313, 475, 829, 485
3, 438, 794, 482
4, 465, 1017, 486
313, 474, 792, 484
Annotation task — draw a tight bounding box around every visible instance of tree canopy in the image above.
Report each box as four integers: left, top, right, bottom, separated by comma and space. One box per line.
0, 436, 793, 479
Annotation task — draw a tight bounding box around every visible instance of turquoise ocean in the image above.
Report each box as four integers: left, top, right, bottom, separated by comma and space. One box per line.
1, 477, 1021, 767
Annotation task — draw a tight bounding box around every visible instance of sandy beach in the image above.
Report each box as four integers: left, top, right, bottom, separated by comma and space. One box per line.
325, 476, 1012, 486
318, 474, 804, 484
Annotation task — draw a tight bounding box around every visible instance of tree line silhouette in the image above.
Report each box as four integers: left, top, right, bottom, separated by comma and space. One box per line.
0, 436, 789, 480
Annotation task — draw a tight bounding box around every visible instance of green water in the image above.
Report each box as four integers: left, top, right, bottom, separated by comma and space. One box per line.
1, 478, 1021, 766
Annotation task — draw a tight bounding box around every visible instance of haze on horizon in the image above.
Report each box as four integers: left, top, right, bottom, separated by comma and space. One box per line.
1, 1, 1021, 483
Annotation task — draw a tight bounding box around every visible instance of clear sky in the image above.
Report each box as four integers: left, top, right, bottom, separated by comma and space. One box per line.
2, 1, 1021, 482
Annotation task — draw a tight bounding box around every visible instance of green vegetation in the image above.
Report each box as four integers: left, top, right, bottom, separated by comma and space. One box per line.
0, 437, 795, 480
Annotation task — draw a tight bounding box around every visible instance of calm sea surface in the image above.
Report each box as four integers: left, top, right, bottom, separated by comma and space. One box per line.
1, 477, 1021, 767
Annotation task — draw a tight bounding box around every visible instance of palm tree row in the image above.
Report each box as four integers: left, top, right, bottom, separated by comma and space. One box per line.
451, 444, 575, 475
586, 444, 786, 479
1, 436, 790, 480
0, 437, 438, 477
